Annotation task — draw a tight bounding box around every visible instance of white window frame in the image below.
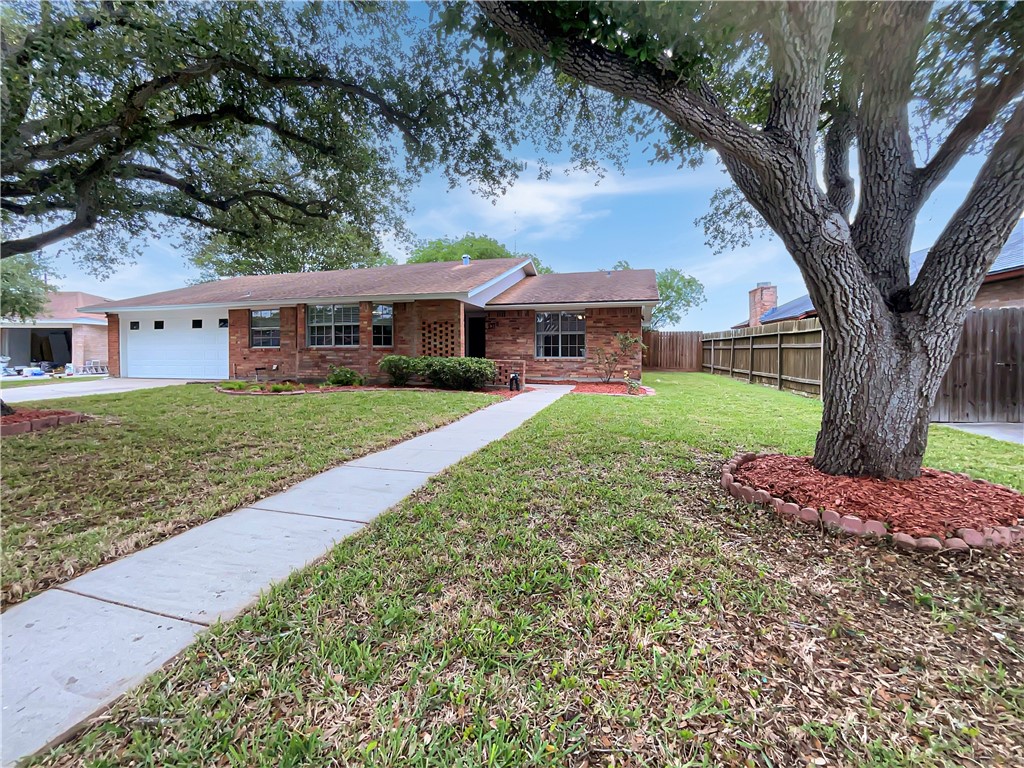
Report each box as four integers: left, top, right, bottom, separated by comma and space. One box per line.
372, 304, 393, 348
250, 309, 281, 348
535, 311, 586, 359
306, 304, 360, 347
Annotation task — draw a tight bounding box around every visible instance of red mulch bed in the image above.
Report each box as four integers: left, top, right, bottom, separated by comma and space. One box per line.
572, 382, 647, 396
1, 408, 76, 425
216, 383, 531, 397
735, 454, 1023, 537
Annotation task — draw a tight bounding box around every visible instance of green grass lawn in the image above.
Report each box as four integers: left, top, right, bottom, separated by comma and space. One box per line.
1, 384, 498, 606
34, 374, 1022, 768
0, 375, 106, 389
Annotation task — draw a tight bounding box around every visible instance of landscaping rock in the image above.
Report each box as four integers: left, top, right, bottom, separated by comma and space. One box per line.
57, 413, 82, 425
943, 537, 969, 551
893, 532, 917, 550
916, 537, 944, 552
1, 421, 31, 436
721, 472, 734, 490
780, 502, 800, 518
753, 489, 771, 505
739, 486, 756, 504
821, 509, 841, 529
31, 415, 59, 430
797, 507, 819, 524
839, 515, 864, 535
862, 520, 888, 537
957, 528, 985, 548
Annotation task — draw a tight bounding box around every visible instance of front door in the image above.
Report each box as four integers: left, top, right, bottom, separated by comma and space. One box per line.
466, 317, 486, 358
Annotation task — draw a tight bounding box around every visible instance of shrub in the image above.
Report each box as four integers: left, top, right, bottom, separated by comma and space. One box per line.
325, 365, 363, 387
218, 381, 249, 391
418, 357, 496, 390
268, 382, 302, 393
594, 333, 646, 383
378, 355, 420, 386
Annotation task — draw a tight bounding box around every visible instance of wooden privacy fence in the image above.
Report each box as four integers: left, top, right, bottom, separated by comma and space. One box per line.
700, 308, 1023, 423
642, 330, 703, 371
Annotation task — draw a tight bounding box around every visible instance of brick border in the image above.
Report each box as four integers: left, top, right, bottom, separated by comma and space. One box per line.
721, 452, 1022, 552
0, 411, 89, 437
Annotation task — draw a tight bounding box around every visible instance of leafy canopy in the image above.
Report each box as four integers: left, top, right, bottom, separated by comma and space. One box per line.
0, 253, 53, 320
613, 260, 705, 330
190, 221, 395, 283
408, 233, 553, 273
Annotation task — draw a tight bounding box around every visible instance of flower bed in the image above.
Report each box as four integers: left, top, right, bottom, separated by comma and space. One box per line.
0, 408, 89, 436
214, 382, 530, 397
722, 452, 1023, 552
571, 382, 655, 396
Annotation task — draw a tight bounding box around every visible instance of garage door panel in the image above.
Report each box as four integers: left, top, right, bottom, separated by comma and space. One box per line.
123, 311, 229, 379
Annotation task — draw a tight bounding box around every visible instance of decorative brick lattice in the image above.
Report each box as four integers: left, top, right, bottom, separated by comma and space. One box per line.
422, 320, 458, 357
490, 359, 526, 385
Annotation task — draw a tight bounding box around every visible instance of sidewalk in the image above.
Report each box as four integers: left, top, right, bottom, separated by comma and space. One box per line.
1, 378, 189, 403
1, 385, 572, 766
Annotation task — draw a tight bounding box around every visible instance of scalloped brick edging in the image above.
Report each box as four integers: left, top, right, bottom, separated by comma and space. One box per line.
720, 452, 1022, 553
0, 411, 89, 437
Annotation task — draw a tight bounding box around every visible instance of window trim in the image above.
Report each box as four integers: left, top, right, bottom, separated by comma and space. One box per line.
129, 321, 140, 331
249, 309, 281, 349
306, 303, 360, 348
372, 303, 393, 348
534, 311, 586, 359
192, 319, 203, 329
153, 320, 164, 330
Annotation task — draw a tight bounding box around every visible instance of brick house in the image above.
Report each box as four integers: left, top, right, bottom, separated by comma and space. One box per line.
79, 258, 659, 383
0, 291, 109, 371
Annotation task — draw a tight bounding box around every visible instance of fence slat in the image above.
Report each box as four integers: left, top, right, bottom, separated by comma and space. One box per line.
642, 330, 703, 371
697, 308, 1022, 423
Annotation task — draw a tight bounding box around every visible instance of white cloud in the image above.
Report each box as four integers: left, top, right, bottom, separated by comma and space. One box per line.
414, 162, 723, 244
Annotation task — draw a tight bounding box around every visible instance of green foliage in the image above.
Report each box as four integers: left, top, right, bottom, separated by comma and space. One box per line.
614, 261, 704, 329
217, 381, 250, 391
267, 383, 303, 393
325, 366, 363, 387
407, 233, 553, 274
0, 253, 53, 320
418, 357, 497, 391
190, 214, 395, 281
378, 355, 420, 387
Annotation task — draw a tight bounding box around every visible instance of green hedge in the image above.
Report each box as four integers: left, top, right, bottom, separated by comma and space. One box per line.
377, 355, 496, 390
326, 365, 363, 386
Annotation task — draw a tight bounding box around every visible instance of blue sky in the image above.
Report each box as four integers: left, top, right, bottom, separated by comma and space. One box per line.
47, 139, 989, 333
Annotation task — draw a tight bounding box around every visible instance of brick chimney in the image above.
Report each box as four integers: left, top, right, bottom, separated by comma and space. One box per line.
748, 282, 777, 327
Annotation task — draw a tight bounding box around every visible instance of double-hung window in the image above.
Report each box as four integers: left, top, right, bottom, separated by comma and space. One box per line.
372, 304, 393, 347
307, 304, 359, 347
250, 309, 280, 348
535, 311, 586, 358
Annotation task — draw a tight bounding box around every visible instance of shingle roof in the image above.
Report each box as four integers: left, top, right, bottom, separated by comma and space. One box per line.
487, 270, 659, 306
80, 258, 533, 311
759, 220, 1024, 324
43, 291, 110, 321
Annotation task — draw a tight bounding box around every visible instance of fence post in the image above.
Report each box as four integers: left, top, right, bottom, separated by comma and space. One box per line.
748, 335, 754, 382
776, 331, 783, 390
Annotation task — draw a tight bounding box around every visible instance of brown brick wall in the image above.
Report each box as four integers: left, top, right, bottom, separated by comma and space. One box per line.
748, 284, 777, 327
106, 314, 120, 377
227, 300, 464, 381
974, 276, 1023, 309
486, 306, 644, 382
72, 324, 109, 370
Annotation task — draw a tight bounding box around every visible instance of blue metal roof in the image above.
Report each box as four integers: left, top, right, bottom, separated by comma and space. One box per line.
759, 219, 1024, 324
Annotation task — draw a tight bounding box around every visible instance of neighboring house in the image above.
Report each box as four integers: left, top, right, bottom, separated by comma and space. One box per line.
79, 258, 659, 383
0, 291, 110, 371
735, 220, 1024, 327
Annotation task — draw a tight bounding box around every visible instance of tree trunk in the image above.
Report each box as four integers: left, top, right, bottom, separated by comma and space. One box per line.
813, 307, 961, 479
1, 400, 15, 417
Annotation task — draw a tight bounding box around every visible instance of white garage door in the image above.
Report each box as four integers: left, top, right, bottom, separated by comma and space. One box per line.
122, 309, 229, 379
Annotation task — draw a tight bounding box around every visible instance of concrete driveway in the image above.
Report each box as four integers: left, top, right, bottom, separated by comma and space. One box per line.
0, 378, 192, 403
942, 422, 1024, 445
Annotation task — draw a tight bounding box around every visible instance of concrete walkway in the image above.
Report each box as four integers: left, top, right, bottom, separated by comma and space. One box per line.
0, 378, 190, 404
1, 385, 572, 766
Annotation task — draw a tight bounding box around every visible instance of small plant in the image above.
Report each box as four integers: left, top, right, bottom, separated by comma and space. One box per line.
417, 357, 496, 390
325, 365, 363, 387
217, 381, 249, 391
268, 382, 302, 393
378, 355, 420, 386
595, 333, 646, 383
623, 369, 642, 395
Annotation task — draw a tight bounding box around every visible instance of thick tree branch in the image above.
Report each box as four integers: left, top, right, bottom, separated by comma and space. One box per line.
912, 99, 1024, 325
0, 183, 98, 257
477, 1, 780, 173
914, 62, 1024, 203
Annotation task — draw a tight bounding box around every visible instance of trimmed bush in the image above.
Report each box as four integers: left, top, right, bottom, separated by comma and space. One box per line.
217, 381, 249, 391
325, 365, 364, 387
268, 382, 302, 393
378, 355, 420, 386
418, 357, 496, 390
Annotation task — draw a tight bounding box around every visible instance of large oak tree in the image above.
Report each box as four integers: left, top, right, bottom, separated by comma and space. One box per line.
464, 0, 1024, 479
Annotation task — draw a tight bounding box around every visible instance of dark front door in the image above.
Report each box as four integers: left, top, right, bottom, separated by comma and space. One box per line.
466, 317, 486, 358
